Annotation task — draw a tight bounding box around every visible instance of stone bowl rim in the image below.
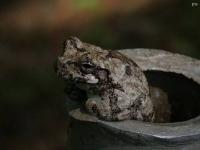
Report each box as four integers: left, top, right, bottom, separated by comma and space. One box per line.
67, 49, 200, 142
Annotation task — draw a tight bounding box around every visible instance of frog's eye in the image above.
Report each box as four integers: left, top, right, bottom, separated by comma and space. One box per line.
80, 62, 95, 74
82, 62, 93, 68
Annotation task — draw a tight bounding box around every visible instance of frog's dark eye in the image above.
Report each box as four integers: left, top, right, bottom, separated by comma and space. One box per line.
82, 63, 93, 68
80, 62, 95, 74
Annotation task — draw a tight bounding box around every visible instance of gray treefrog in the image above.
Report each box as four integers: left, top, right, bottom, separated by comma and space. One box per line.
56, 37, 156, 121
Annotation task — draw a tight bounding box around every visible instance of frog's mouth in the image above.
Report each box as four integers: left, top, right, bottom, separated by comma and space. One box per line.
74, 74, 99, 84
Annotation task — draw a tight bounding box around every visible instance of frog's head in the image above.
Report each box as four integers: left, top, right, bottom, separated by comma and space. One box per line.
56, 37, 110, 87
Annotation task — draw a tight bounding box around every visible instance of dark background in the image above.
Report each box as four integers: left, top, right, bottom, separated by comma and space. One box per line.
0, 0, 200, 149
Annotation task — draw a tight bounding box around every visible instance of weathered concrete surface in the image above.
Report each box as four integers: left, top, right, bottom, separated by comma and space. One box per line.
66, 49, 200, 150
120, 49, 200, 84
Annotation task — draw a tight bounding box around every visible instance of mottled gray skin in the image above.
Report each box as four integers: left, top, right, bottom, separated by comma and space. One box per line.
56, 37, 155, 121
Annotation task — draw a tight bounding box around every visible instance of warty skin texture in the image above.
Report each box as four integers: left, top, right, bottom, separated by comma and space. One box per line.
56, 37, 155, 122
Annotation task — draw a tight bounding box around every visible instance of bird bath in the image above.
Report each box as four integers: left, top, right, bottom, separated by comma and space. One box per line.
65, 49, 200, 150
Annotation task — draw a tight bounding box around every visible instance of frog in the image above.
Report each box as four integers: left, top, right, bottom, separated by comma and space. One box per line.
55, 37, 156, 122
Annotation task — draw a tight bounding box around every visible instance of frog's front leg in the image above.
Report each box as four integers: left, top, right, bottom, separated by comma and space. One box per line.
85, 95, 113, 120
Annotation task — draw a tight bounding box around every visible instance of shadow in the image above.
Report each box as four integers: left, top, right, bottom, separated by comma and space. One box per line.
145, 71, 200, 122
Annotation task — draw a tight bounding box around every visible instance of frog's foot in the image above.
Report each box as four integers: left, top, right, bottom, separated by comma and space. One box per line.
85, 98, 112, 121
85, 98, 100, 116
